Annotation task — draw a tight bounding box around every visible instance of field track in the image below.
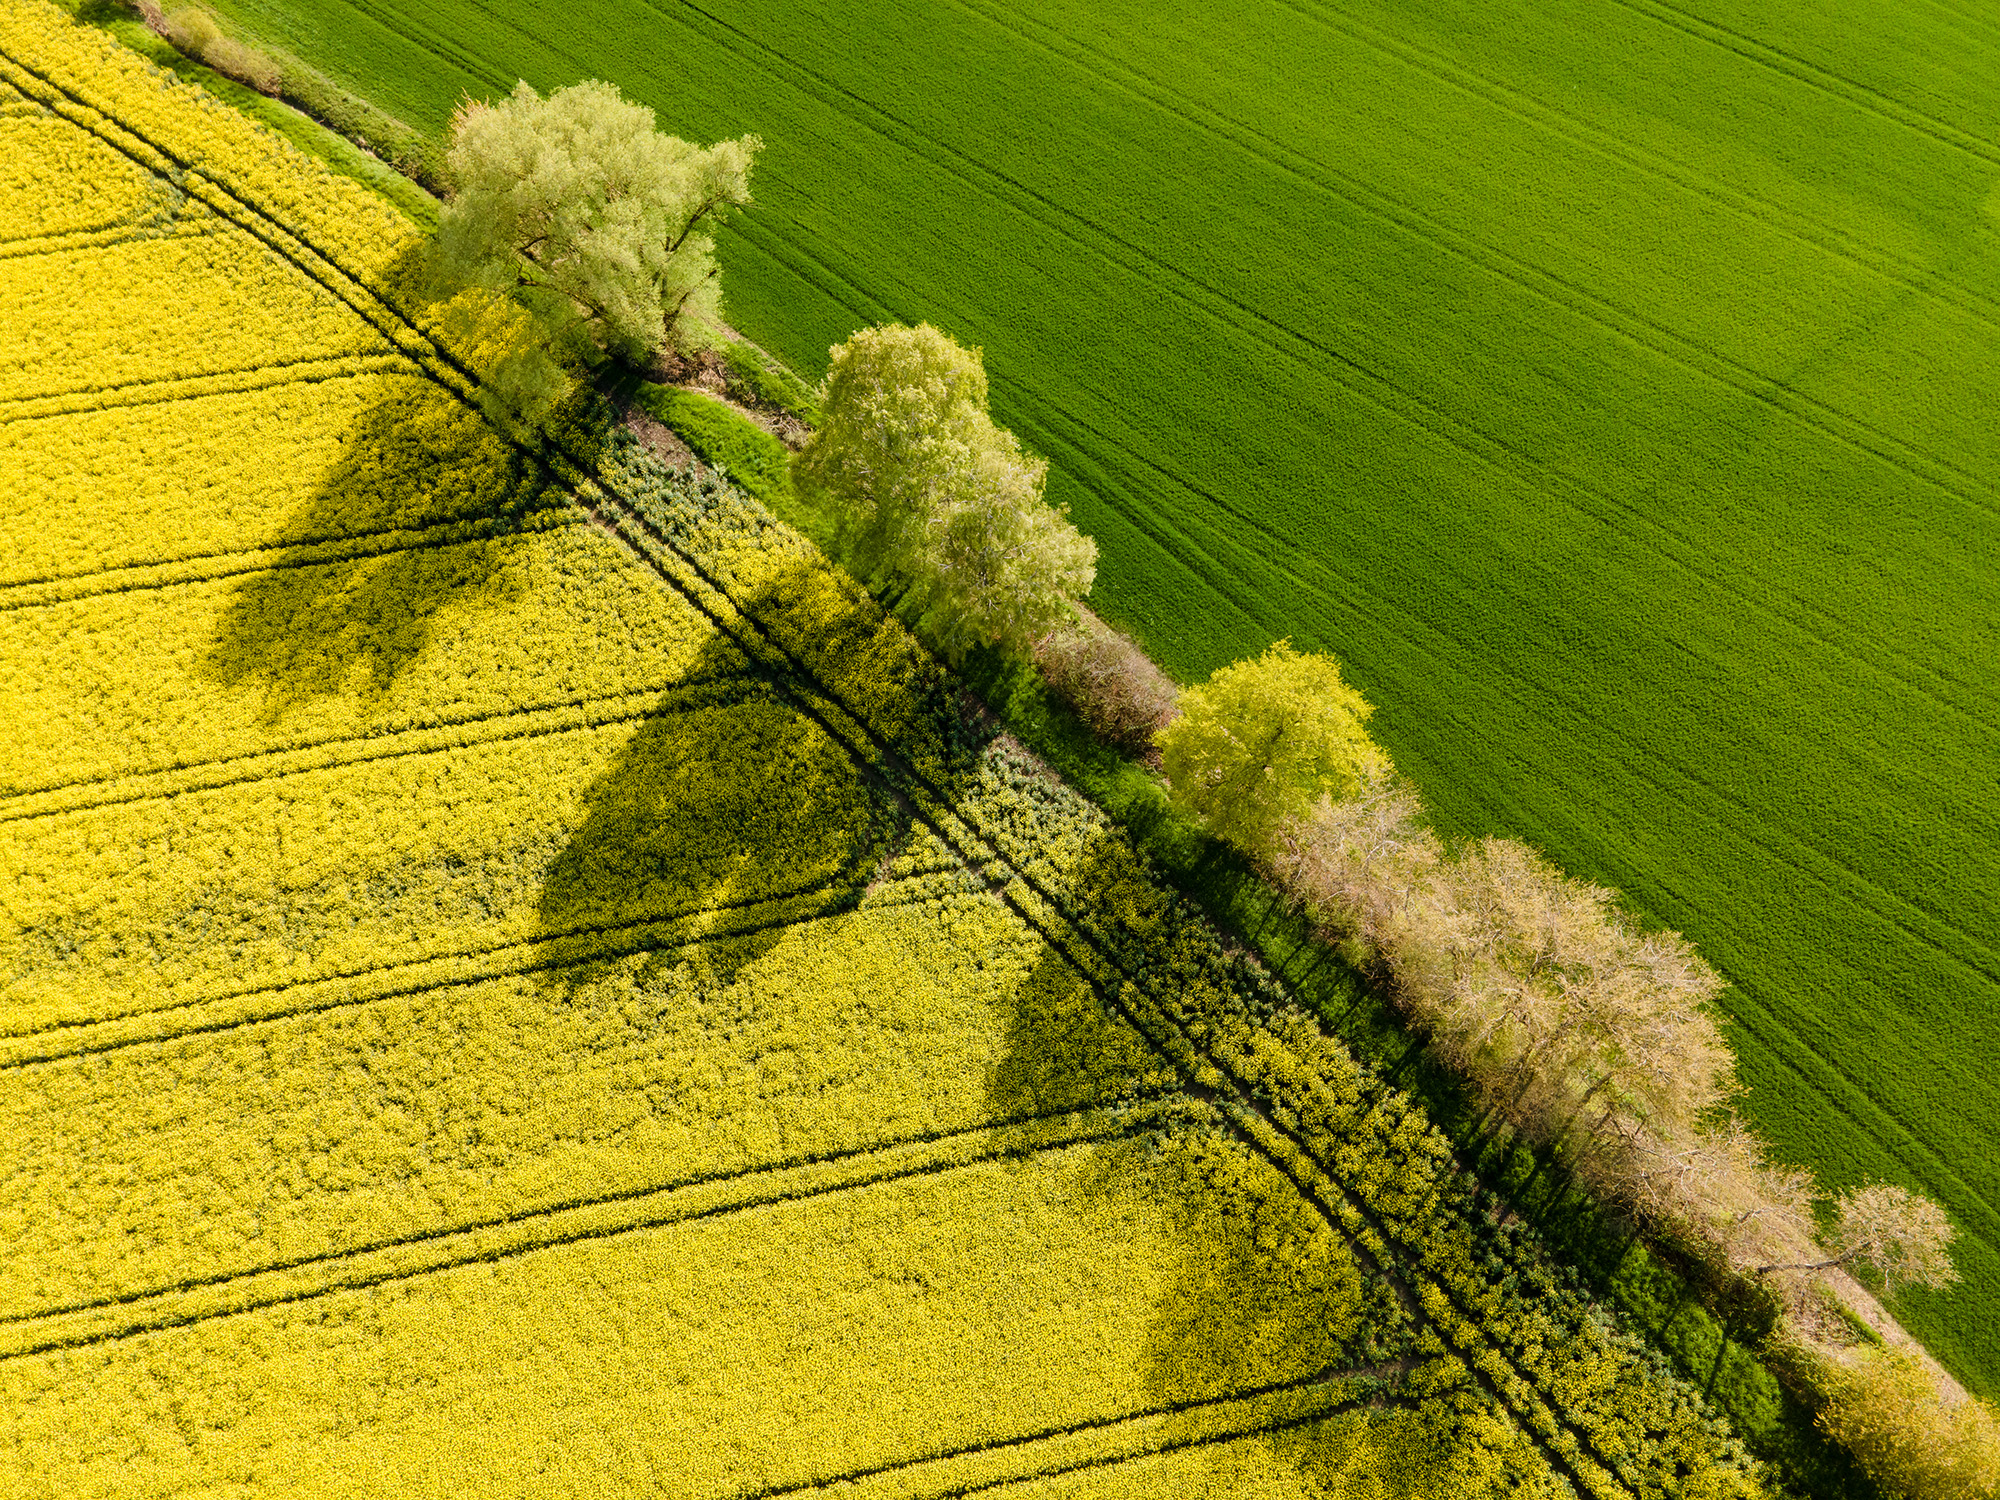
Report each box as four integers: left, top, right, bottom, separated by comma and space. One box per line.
194, 0, 2000, 1389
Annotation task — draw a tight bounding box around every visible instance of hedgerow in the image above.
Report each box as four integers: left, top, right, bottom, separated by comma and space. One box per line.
585, 426, 1767, 1495
218, 0, 2000, 1394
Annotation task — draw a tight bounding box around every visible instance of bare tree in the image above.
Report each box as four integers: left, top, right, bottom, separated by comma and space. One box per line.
1760, 1184, 1959, 1295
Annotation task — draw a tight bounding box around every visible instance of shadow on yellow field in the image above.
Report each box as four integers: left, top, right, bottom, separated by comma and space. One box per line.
198, 251, 583, 719
529, 643, 907, 996
197, 377, 552, 716
977, 833, 1550, 1495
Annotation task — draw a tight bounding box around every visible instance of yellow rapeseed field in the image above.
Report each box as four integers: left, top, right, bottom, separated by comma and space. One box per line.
0, 4, 1768, 1496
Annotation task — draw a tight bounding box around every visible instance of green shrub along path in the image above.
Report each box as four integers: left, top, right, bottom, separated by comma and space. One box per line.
193, 0, 2000, 1391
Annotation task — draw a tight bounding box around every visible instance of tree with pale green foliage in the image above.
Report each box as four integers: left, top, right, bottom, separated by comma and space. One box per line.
437, 80, 758, 364
795, 322, 1096, 660
1159, 640, 1384, 859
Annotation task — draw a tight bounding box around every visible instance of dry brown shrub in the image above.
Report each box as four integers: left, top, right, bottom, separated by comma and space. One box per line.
1033, 608, 1179, 756
204, 36, 281, 94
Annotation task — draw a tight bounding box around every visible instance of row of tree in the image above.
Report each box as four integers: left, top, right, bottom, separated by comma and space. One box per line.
435, 84, 1099, 659
1143, 641, 1995, 1497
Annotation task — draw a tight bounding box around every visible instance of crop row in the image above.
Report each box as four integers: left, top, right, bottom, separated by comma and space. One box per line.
0, 224, 393, 403
0, 688, 902, 1030
0, 369, 450, 588
0, 88, 180, 243
2, 1126, 1474, 1498
0, 515, 732, 798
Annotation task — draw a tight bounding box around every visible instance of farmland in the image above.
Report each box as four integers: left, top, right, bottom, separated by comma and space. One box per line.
0, 7, 1767, 1495
183, 0, 2000, 1391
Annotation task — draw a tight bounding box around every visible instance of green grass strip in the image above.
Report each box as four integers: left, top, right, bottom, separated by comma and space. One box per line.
630, 380, 809, 528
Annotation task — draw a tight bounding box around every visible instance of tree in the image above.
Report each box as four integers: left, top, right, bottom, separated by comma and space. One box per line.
794, 323, 1095, 659
1818, 1347, 2000, 1499
438, 80, 758, 364
1761, 1183, 1959, 1294
1158, 640, 1384, 859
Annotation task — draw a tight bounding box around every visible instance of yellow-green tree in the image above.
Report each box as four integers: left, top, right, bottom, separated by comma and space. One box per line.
1158, 640, 1383, 859
795, 323, 1095, 660
438, 80, 758, 362
1819, 1347, 2000, 1499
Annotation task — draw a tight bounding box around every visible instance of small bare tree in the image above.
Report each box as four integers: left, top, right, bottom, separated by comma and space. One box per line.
1760, 1183, 1959, 1295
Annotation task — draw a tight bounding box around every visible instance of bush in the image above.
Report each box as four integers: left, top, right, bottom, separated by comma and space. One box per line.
1819, 1348, 2000, 1499
150, 6, 279, 94
1032, 610, 1179, 756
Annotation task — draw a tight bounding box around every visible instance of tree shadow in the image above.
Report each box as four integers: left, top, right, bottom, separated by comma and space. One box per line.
977, 829, 1566, 1493
199, 248, 595, 721
197, 376, 561, 718
529, 624, 912, 999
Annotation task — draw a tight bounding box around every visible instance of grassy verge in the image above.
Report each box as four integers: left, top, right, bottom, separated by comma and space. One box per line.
57, 0, 438, 228
626, 379, 814, 533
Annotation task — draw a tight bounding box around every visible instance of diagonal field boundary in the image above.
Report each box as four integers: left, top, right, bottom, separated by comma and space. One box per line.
0, 45, 1611, 1494
0, 1102, 1167, 1361
0, 42, 1766, 1497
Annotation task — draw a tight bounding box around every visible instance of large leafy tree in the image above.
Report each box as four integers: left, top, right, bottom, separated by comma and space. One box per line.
1158, 640, 1383, 858
795, 323, 1095, 660
438, 80, 758, 363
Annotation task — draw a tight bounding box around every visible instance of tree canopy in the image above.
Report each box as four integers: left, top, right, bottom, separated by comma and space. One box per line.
437, 80, 758, 363
794, 323, 1095, 660
1158, 640, 1383, 857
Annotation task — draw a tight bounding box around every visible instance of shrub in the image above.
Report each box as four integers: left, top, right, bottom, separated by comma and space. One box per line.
1032, 610, 1180, 756
149, 6, 280, 94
